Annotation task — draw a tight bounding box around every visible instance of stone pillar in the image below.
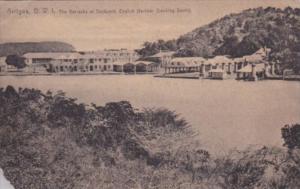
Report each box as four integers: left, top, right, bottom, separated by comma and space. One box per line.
271, 63, 275, 75
251, 63, 257, 81
228, 63, 231, 73
237, 72, 240, 80
276, 63, 281, 74
234, 63, 238, 73
264, 63, 269, 76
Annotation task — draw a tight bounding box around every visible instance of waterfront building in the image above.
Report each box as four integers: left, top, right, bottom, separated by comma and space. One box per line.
236, 48, 276, 81
147, 51, 176, 68
23, 52, 80, 73
236, 63, 266, 81
165, 57, 205, 74
161, 47, 278, 80
205, 55, 233, 79
22, 49, 140, 74
113, 61, 159, 73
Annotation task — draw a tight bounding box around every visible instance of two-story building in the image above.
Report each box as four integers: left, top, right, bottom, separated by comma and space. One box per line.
22, 49, 140, 74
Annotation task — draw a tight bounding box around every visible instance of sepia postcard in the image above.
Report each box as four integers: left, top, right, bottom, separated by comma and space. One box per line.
0, 0, 300, 188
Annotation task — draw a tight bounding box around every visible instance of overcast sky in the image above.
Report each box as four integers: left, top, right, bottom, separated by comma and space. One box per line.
0, 0, 299, 51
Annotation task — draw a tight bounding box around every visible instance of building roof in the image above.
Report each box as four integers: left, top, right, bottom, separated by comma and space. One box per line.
112, 61, 156, 66
134, 61, 156, 65
112, 62, 131, 66
233, 57, 246, 63
168, 57, 206, 67
23, 52, 81, 59
254, 47, 271, 56
243, 54, 265, 63
207, 55, 233, 65
80, 53, 101, 59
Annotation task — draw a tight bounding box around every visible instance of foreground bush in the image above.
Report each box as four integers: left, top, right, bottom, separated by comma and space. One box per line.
0, 86, 299, 189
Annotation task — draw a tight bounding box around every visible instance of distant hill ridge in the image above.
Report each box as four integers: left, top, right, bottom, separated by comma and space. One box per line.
0, 41, 75, 57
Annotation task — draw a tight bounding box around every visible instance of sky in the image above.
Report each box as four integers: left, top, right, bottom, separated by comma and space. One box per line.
0, 0, 300, 51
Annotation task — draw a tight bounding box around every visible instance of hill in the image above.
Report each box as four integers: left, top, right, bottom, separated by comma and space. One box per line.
0, 41, 75, 57
137, 7, 300, 71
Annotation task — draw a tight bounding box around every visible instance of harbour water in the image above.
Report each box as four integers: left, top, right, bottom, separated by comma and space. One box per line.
1, 75, 300, 153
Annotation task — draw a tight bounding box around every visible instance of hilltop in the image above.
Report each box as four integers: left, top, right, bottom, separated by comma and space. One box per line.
137, 7, 300, 71
0, 41, 75, 57
176, 7, 300, 57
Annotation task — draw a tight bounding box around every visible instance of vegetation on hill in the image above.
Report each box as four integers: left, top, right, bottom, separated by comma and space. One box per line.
137, 7, 300, 73
5, 55, 26, 69
0, 86, 299, 189
0, 41, 75, 57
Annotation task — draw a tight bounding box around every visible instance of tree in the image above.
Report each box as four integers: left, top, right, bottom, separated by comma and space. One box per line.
281, 124, 300, 149
5, 54, 26, 69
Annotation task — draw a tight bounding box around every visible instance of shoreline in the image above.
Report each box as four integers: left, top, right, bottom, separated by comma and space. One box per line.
1, 72, 300, 81
0, 71, 157, 77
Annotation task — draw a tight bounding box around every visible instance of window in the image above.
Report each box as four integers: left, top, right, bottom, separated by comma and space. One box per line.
89, 59, 94, 63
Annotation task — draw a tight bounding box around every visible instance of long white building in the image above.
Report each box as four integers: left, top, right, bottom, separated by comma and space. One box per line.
22, 49, 140, 73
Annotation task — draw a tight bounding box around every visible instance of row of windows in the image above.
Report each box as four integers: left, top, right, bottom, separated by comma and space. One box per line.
94, 52, 137, 56
32, 58, 51, 64
32, 57, 137, 64
55, 65, 112, 72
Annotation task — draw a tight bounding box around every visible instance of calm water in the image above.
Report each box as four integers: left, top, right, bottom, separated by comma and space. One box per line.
1, 75, 300, 153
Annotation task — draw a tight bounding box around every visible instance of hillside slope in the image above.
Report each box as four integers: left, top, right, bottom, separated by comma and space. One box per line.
137, 7, 300, 71
177, 7, 300, 58
0, 41, 75, 57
